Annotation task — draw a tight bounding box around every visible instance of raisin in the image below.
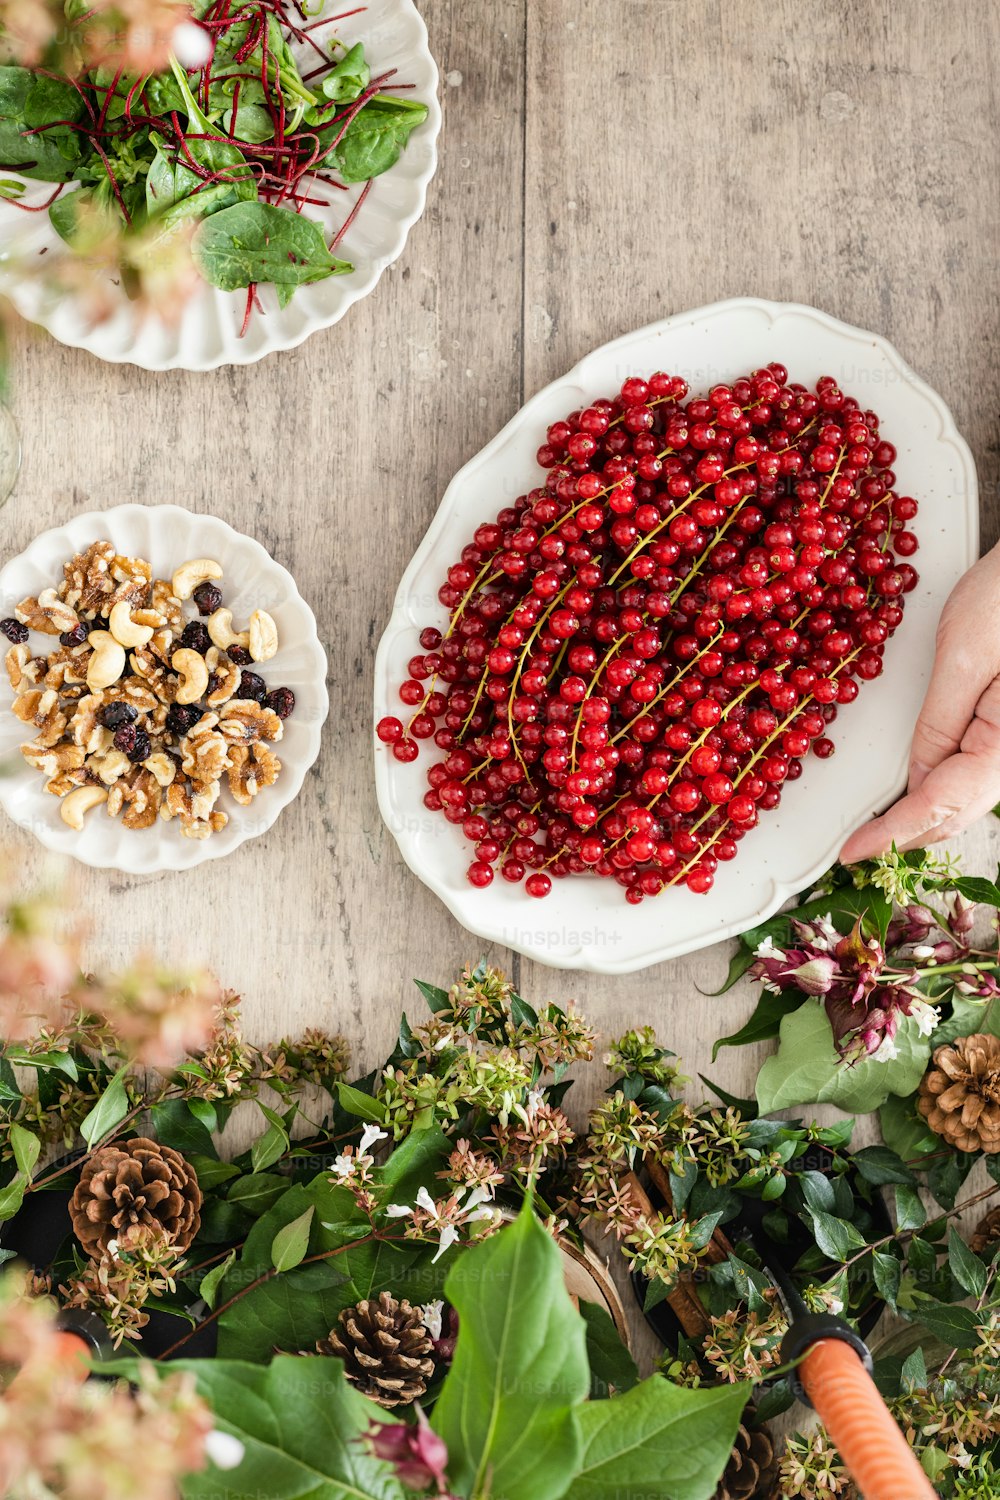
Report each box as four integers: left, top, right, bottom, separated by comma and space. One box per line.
265, 687, 295, 719
0, 618, 28, 644
166, 703, 200, 736
113, 723, 138, 754
99, 701, 139, 730
192, 582, 223, 616
127, 728, 151, 764
180, 620, 211, 655
227, 644, 251, 666
239, 671, 266, 703
60, 623, 90, 648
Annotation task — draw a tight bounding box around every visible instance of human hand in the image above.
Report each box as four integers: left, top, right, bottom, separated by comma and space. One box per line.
840, 543, 1000, 862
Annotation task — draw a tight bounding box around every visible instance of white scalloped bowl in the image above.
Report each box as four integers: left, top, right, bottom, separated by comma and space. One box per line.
374, 298, 980, 974
0, 504, 328, 871
0, 0, 440, 370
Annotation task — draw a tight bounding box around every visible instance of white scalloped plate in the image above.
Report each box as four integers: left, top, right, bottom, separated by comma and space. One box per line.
374, 298, 979, 973
0, 504, 328, 870
0, 0, 440, 370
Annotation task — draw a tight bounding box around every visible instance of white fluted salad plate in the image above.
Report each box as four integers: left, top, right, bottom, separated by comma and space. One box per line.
374, 298, 979, 973
0, 0, 439, 370
0, 504, 328, 871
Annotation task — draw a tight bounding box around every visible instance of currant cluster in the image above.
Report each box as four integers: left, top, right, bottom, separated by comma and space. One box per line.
377, 366, 919, 901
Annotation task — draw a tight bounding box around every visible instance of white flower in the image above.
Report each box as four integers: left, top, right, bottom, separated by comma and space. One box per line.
385, 1202, 413, 1219
525, 1088, 545, 1116
870, 1034, 899, 1063
432, 1225, 460, 1263
359, 1123, 388, 1155
467, 1206, 497, 1223
420, 1299, 444, 1340
205, 1431, 245, 1471
754, 935, 781, 961
909, 999, 940, 1037
415, 1185, 437, 1214
459, 1184, 494, 1211
331, 1153, 354, 1179
912, 945, 935, 960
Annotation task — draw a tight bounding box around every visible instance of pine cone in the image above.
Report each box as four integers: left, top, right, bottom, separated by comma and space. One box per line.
318, 1290, 434, 1408
715, 1414, 778, 1500
971, 1206, 1000, 1255
917, 1033, 1000, 1154
68, 1136, 202, 1260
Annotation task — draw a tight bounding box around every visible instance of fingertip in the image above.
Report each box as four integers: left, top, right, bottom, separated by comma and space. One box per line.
839, 820, 890, 864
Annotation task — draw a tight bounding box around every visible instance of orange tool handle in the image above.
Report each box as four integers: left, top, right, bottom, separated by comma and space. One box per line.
800, 1338, 935, 1500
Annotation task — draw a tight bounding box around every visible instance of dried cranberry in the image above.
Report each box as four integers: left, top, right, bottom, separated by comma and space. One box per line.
99, 701, 138, 730
206, 673, 223, 697
166, 702, 200, 736
192, 581, 223, 616
239, 670, 267, 703
265, 687, 295, 719
227, 644, 252, 666
127, 728, 151, 763
113, 723, 138, 754
0, 618, 27, 644
180, 620, 211, 655
60, 623, 90, 648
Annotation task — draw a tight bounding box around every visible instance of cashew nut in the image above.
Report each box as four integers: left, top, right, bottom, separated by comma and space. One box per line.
108, 600, 155, 649
248, 609, 278, 663
60, 784, 108, 830
36, 588, 80, 633
207, 608, 249, 652
172, 558, 223, 602
172, 648, 209, 705
86, 630, 126, 691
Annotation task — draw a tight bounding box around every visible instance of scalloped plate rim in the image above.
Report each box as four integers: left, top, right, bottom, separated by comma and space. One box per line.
374, 297, 979, 973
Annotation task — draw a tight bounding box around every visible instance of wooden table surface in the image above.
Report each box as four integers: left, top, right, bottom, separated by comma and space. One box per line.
4, 0, 1000, 1358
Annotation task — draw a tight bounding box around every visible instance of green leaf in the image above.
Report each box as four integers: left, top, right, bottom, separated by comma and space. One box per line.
895, 1185, 927, 1232
911, 1301, 980, 1350
434, 1203, 589, 1500
80, 1066, 130, 1147
711, 987, 806, 1058
901, 1346, 928, 1390
199, 1251, 236, 1312
7, 1047, 78, 1078
873, 1250, 901, 1312
704, 945, 757, 998
852, 1145, 918, 1187
194, 201, 352, 292
325, 95, 429, 183
217, 1259, 353, 1362
948, 1228, 987, 1299
755, 1003, 932, 1115
271, 1206, 314, 1273
321, 42, 370, 103
805, 1209, 867, 1261
149, 1100, 219, 1159
878, 1094, 940, 1166
934, 991, 1000, 1046
251, 1119, 289, 1174
952, 876, 1000, 907
0, 66, 84, 180
0, 1173, 27, 1220
9, 1122, 39, 1178
573, 1377, 751, 1500
173, 1355, 406, 1499
413, 979, 451, 1014
187, 1156, 239, 1192
335, 1082, 387, 1124
579, 1301, 638, 1398
225, 1172, 289, 1215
